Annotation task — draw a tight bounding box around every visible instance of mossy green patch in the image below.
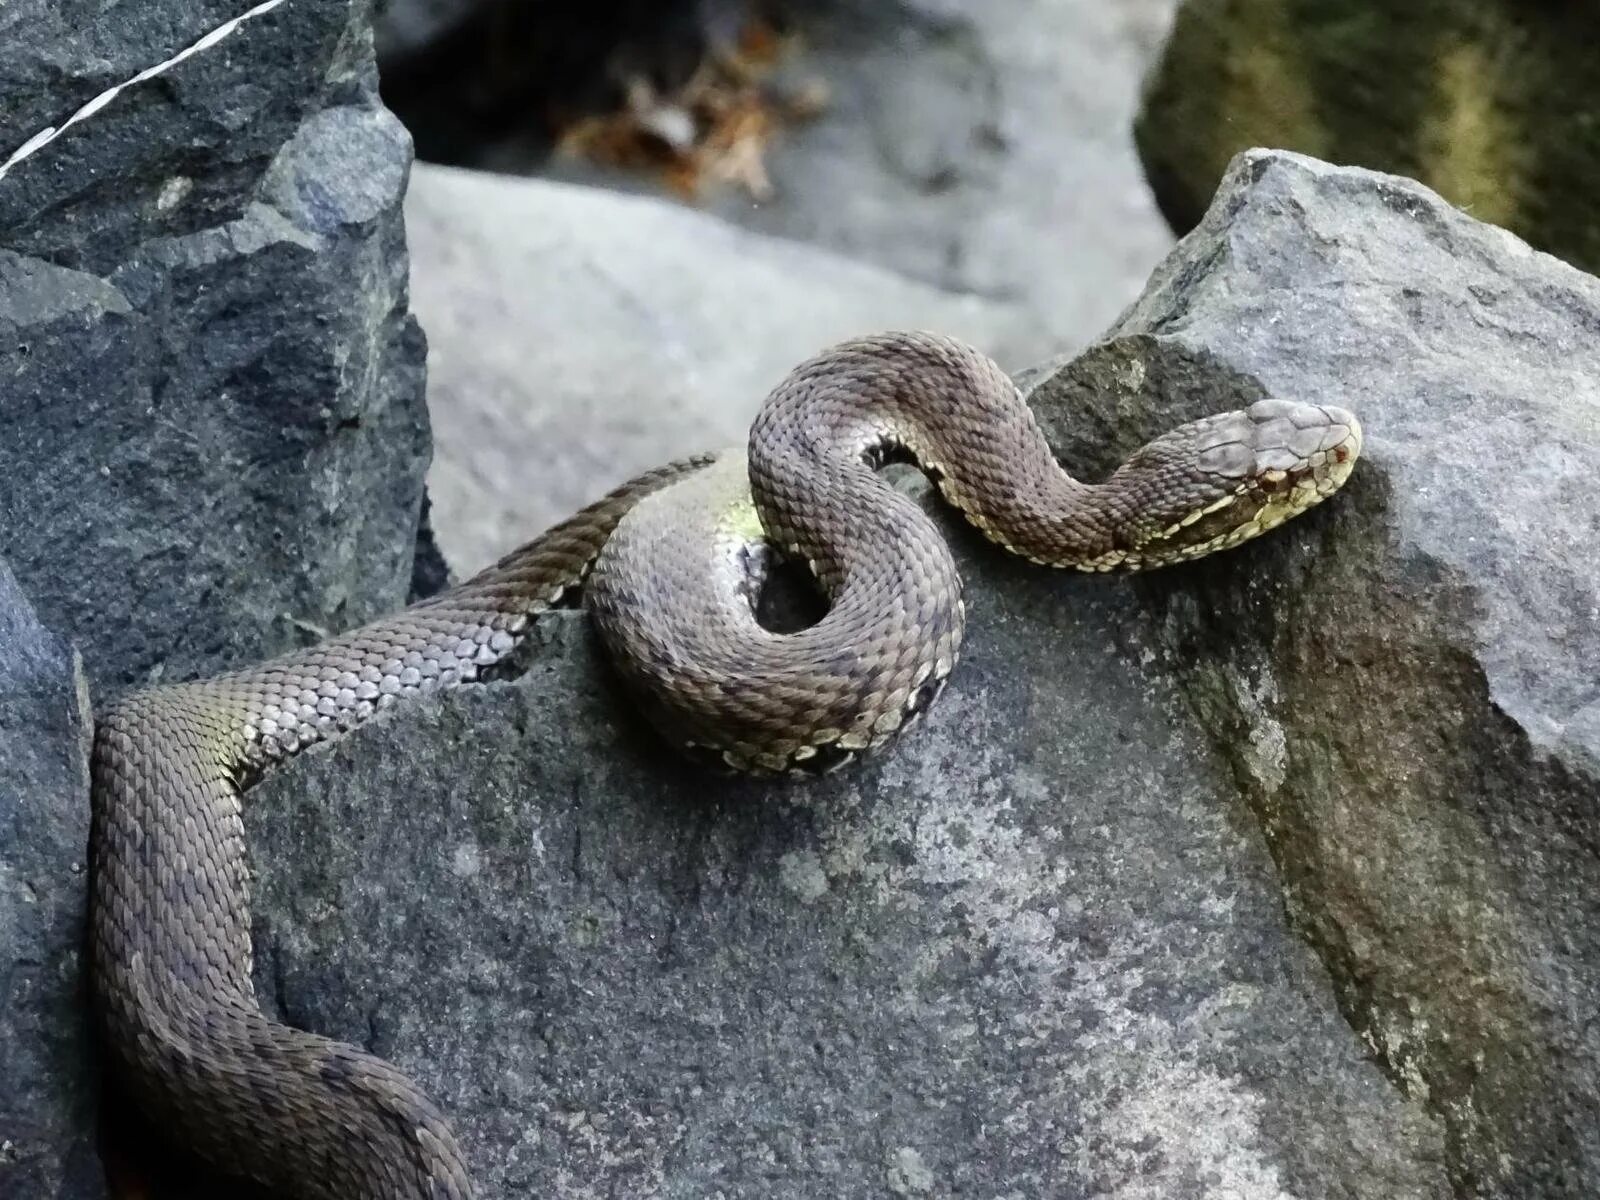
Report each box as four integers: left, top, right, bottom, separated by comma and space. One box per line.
1138, 0, 1600, 276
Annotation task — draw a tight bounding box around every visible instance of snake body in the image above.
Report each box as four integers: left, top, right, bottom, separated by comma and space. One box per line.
90, 333, 1360, 1198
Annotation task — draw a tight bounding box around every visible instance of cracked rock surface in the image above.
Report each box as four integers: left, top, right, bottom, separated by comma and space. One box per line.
0, 0, 431, 698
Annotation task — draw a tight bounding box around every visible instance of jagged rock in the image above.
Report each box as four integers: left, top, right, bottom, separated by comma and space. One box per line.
1023, 148, 1600, 1196
0, 560, 101, 1200
1134, 0, 1600, 278
406, 161, 1018, 572
0, 0, 430, 698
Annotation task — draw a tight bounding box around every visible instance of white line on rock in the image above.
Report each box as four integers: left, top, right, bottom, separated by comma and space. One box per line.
0, 0, 287, 186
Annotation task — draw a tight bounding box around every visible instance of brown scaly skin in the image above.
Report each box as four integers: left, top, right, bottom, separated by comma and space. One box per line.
91, 332, 1359, 1197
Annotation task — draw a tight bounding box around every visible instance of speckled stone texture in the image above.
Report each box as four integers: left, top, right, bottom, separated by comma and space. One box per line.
0, 0, 431, 698
0, 560, 101, 1200
1026, 149, 1600, 1197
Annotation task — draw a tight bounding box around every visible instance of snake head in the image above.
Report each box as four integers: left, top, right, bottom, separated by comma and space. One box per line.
1107, 398, 1362, 569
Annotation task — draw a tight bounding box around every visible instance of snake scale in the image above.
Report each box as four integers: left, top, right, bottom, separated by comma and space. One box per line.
90, 332, 1360, 1198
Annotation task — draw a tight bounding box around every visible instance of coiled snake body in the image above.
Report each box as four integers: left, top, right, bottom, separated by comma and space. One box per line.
90, 333, 1360, 1197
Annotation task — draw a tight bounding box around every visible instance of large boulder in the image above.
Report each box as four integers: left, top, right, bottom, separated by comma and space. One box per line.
1134, 1, 1600, 279
1025, 149, 1600, 1196
0, 561, 101, 1200
0, 0, 432, 698
406, 161, 1020, 572
242, 148, 1600, 1199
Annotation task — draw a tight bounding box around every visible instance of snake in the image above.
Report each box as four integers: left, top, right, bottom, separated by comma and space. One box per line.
89, 332, 1360, 1198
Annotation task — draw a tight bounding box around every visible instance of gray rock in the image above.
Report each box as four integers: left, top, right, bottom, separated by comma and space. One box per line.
0, 0, 431, 697
406, 162, 1020, 573
246, 501, 1449, 1196
536, 0, 1181, 365
0, 1, 250, 171
1025, 149, 1600, 1196
0, 559, 101, 1200
2, 0, 367, 271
